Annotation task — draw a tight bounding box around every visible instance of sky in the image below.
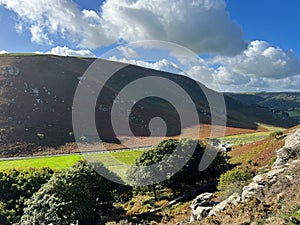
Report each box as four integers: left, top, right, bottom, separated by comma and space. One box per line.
0, 0, 300, 92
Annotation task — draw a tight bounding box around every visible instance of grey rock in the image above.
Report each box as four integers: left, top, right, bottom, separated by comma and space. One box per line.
190, 192, 213, 210
242, 182, 264, 202
190, 206, 213, 222
241, 167, 286, 202
208, 193, 241, 217
273, 129, 300, 167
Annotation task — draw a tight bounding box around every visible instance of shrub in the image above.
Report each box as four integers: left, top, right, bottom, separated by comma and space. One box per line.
217, 168, 252, 200
20, 161, 131, 225
0, 168, 54, 224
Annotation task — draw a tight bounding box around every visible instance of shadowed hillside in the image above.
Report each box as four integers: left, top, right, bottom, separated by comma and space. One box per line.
0, 55, 296, 156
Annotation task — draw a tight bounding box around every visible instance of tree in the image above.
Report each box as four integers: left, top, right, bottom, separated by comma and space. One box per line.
127, 139, 227, 199
20, 161, 131, 225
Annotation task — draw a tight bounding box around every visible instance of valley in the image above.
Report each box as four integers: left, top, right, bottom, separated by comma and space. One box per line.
0, 55, 299, 225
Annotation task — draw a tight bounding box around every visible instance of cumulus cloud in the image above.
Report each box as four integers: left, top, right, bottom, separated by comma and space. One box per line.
212, 40, 300, 79
0, 0, 246, 55
1, 0, 299, 92
0, 0, 110, 48
36, 46, 95, 57
100, 0, 246, 55
214, 66, 250, 85
0, 50, 8, 54
196, 40, 300, 91
109, 56, 185, 75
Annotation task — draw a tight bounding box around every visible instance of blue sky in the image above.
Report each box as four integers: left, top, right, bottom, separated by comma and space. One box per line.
227, 0, 300, 58
0, 0, 299, 92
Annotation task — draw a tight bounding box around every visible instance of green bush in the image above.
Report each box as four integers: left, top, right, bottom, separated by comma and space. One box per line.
0, 168, 54, 224
217, 168, 252, 200
20, 161, 131, 225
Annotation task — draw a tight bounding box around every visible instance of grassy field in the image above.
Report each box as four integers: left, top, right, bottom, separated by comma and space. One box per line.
0, 150, 145, 171
0, 155, 84, 170
218, 124, 285, 146
87, 150, 145, 181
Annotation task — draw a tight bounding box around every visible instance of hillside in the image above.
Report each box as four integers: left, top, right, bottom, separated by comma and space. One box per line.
227, 92, 300, 122
189, 126, 300, 225
0, 55, 296, 156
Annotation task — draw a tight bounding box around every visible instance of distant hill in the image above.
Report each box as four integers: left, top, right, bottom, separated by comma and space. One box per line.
227, 92, 300, 122
0, 55, 296, 156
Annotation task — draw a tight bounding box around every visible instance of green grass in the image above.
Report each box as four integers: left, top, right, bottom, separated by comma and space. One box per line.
218, 124, 285, 146
0, 150, 145, 176
86, 150, 145, 182
0, 155, 84, 170
109, 150, 144, 165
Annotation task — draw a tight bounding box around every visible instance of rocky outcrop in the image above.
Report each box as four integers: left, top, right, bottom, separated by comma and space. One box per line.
273, 129, 300, 167
190, 192, 241, 222
190, 128, 300, 222
242, 128, 300, 202
241, 166, 287, 202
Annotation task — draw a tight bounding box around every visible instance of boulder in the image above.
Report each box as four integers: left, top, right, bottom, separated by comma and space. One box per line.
273, 129, 300, 167
208, 193, 240, 217
190, 192, 213, 210
190, 192, 214, 222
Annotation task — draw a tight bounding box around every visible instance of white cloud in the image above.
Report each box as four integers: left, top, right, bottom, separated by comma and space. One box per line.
199, 40, 300, 91
214, 66, 250, 85
0, 0, 111, 48
36, 46, 95, 57
0, 50, 8, 54
212, 40, 300, 79
30, 25, 53, 45
100, 0, 246, 55
109, 56, 185, 75
249, 76, 300, 91
1, 0, 299, 92
0, 0, 246, 55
